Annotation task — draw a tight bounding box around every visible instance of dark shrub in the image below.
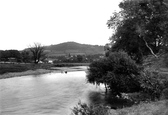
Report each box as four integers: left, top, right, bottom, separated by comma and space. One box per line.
87, 51, 142, 97
140, 70, 164, 101
71, 101, 110, 115
162, 88, 168, 99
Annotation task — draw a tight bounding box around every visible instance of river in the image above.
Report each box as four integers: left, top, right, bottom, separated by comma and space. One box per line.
0, 67, 105, 115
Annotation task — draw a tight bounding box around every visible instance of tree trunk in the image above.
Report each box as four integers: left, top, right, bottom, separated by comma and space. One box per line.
105, 83, 108, 94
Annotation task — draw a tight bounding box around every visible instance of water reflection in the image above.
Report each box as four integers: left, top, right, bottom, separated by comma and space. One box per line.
0, 71, 104, 115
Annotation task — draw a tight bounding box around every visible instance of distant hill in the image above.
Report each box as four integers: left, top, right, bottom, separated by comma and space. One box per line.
45, 42, 105, 57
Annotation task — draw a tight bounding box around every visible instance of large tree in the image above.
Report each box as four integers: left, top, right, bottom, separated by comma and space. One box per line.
21, 50, 31, 63
29, 43, 46, 64
107, 0, 168, 63
0, 50, 21, 62
87, 51, 141, 97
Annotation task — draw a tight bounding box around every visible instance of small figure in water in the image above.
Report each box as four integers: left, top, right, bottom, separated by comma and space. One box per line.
65, 71, 67, 74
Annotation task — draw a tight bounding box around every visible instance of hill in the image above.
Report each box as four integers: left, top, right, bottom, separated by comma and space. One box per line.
44, 42, 105, 57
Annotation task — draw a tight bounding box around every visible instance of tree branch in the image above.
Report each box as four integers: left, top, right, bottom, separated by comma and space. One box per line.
142, 37, 158, 58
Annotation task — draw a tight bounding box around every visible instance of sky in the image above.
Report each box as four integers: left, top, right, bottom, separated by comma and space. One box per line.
0, 0, 122, 50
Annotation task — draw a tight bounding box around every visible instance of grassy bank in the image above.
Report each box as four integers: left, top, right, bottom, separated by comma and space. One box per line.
0, 63, 89, 75
0, 63, 52, 74
0, 63, 54, 79
72, 100, 168, 115
0, 69, 53, 79
0, 63, 89, 79
112, 100, 168, 115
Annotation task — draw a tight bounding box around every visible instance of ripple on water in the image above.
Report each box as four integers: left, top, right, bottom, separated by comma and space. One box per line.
0, 70, 104, 115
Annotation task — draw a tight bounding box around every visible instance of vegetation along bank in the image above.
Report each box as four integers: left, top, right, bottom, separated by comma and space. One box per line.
71, 0, 168, 115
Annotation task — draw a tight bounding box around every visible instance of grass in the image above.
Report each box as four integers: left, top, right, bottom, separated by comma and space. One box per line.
0, 63, 89, 75
112, 100, 168, 115
0, 63, 53, 79
0, 63, 89, 79
71, 100, 168, 115
0, 69, 53, 79
0, 63, 53, 74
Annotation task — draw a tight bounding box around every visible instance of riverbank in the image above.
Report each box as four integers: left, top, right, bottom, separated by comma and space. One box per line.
0, 65, 88, 79
0, 63, 52, 74
0, 69, 54, 79
72, 98, 168, 115
0, 63, 53, 79
110, 100, 168, 115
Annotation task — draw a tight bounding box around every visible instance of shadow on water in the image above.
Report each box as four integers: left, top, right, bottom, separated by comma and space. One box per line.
87, 91, 105, 105
0, 70, 135, 115
87, 91, 134, 109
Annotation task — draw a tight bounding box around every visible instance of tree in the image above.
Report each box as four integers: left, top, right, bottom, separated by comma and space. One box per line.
29, 43, 46, 64
77, 55, 83, 62
71, 101, 110, 115
0, 50, 21, 62
87, 58, 109, 93
107, 0, 168, 63
87, 51, 141, 97
21, 50, 31, 63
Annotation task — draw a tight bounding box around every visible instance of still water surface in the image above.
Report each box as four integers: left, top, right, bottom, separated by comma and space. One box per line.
0, 69, 104, 115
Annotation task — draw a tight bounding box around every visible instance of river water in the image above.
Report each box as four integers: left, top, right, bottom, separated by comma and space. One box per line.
0, 68, 104, 115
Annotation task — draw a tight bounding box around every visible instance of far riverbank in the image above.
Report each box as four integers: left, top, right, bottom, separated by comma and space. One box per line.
0, 69, 53, 79
0, 65, 88, 79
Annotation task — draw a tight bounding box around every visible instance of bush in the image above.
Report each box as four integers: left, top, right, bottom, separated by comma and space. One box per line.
140, 70, 164, 101
87, 51, 142, 97
71, 101, 110, 115
161, 88, 168, 99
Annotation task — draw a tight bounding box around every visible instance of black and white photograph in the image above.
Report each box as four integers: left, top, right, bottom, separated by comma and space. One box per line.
0, 0, 168, 115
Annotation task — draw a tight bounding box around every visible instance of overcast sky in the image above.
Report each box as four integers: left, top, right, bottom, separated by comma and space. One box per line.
0, 0, 122, 50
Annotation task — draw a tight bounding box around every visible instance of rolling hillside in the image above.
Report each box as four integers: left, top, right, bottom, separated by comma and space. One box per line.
45, 42, 105, 57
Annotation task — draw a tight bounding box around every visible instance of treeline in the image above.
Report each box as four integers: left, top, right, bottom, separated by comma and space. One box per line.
0, 50, 31, 63
0, 49, 104, 64
52, 54, 104, 63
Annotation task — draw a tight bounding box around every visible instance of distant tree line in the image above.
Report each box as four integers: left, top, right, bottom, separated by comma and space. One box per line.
52, 54, 104, 63
0, 42, 104, 64
0, 43, 46, 64
0, 50, 104, 64
0, 50, 22, 62
0, 49, 31, 63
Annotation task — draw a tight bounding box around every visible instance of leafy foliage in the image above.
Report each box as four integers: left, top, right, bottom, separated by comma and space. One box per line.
21, 50, 32, 63
71, 101, 110, 115
87, 51, 141, 96
140, 70, 165, 100
0, 50, 21, 62
107, 0, 168, 63
162, 88, 168, 99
